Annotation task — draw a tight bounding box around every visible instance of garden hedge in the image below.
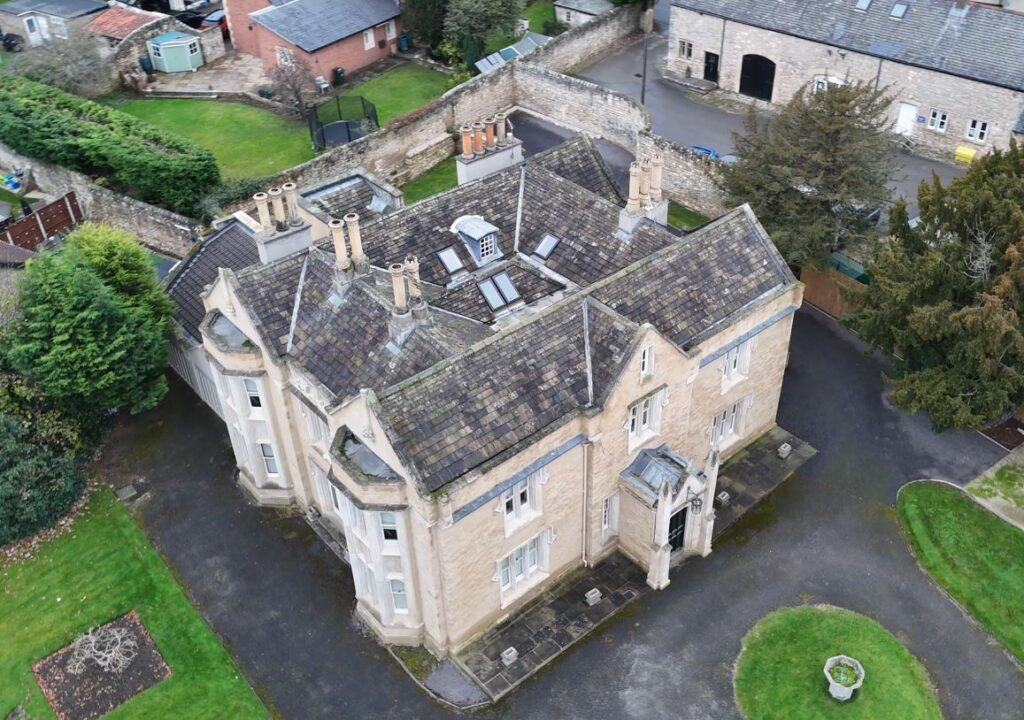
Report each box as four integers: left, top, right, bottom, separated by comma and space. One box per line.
0, 75, 219, 217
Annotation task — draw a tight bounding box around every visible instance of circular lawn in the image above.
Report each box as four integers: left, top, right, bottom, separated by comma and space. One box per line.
734, 605, 942, 720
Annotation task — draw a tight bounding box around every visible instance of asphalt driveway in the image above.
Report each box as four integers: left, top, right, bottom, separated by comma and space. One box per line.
97, 307, 1022, 719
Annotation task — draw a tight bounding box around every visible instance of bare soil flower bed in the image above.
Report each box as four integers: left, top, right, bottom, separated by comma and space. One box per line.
33, 610, 171, 720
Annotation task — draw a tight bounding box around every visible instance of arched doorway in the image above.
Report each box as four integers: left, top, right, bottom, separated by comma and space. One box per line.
739, 55, 776, 102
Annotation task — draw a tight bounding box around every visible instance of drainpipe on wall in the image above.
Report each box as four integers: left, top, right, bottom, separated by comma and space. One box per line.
581, 440, 592, 567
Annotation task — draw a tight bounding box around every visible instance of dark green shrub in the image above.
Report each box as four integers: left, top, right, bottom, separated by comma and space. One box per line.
0, 413, 85, 545
0, 75, 219, 217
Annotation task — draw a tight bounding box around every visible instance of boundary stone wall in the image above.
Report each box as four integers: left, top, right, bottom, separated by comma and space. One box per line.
527, 4, 641, 74
636, 131, 727, 218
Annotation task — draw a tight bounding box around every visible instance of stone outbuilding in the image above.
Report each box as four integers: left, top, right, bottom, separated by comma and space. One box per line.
667, 0, 1024, 161
0, 0, 105, 47
554, 0, 615, 28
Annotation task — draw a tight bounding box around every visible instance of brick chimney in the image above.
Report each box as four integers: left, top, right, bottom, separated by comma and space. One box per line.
650, 153, 664, 203
495, 112, 507, 146
472, 121, 485, 155
388, 262, 414, 347
626, 161, 641, 214
345, 212, 369, 274
404, 255, 428, 320
282, 182, 302, 226
268, 187, 286, 231
456, 114, 524, 186
639, 158, 652, 208
248, 185, 317, 264
459, 125, 474, 159
253, 191, 272, 235
329, 218, 350, 270
484, 117, 496, 151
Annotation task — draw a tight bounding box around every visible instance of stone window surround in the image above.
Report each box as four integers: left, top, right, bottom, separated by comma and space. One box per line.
965, 118, 989, 143
721, 336, 754, 393
927, 108, 949, 133
498, 468, 547, 537
626, 386, 669, 452
678, 39, 693, 60
495, 529, 552, 608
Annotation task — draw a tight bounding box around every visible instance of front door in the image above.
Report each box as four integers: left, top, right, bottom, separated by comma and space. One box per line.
23, 16, 43, 46
668, 507, 688, 552
896, 102, 917, 137
704, 52, 720, 83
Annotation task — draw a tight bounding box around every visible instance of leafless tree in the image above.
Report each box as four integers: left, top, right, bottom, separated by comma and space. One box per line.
268, 55, 317, 112
11, 30, 113, 97
963, 220, 995, 283
66, 626, 139, 675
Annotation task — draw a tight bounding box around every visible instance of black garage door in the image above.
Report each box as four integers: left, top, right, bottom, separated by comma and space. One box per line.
739, 54, 776, 102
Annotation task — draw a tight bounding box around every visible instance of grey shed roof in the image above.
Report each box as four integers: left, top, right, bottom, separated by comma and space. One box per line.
251, 0, 400, 53
672, 0, 1024, 91
0, 0, 105, 17
554, 0, 614, 16
165, 221, 259, 344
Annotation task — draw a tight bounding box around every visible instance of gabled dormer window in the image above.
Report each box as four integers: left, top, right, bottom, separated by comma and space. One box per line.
451, 215, 501, 267
480, 233, 498, 261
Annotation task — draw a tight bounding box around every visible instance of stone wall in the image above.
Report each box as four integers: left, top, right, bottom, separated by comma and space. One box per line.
527, 3, 641, 74
113, 15, 223, 78
514, 63, 649, 150
0, 141, 195, 257
636, 131, 727, 218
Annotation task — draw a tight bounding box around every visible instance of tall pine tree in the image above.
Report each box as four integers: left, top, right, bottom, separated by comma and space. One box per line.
848, 141, 1024, 430
404, 0, 449, 49
720, 81, 896, 266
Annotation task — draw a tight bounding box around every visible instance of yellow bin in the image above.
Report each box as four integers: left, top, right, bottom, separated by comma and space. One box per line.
955, 145, 977, 164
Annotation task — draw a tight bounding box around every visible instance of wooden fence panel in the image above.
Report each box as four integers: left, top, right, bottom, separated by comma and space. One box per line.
1, 192, 82, 250
800, 266, 866, 319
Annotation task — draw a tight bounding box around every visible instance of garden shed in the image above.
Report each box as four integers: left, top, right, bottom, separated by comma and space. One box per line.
146, 31, 203, 73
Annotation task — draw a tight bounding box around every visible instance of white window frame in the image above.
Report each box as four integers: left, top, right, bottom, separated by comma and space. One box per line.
927, 108, 948, 133
627, 389, 666, 450
500, 470, 544, 535
385, 20, 397, 40
965, 118, 989, 143
363, 29, 375, 50
380, 511, 399, 544
276, 46, 294, 67
639, 344, 653, 379
479, 233, 498, 261
497, 533, 547, 604
602, 493, 619, 538
812, 75, 844, 93
710, 399, 746, 451
722, 338, 753, 390
243, 377, 263, 409
259, 442, 279, 475
389, 578, 408, 613
679, 40, 693, 59
50, 16, 67, 39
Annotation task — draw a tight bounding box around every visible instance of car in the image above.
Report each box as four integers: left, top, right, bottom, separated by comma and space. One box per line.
200, 9, 228, 36
173, 9, 206, 29
689, 145, 719, 159
720, 153, 738, 165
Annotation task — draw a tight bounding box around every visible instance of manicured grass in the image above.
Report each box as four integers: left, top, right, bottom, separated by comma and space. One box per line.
668, 201, 710, 229
486, 2, 556, 53
0, 186, 21, 207
900, 481, 1024, 663
735, 605, 942, 720
114, 98, 312, 178
0, 487, 268, 719
401, 156, 457, 204
342, 65, 448, 125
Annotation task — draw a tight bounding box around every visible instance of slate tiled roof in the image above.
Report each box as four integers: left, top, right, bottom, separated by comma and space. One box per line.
0, 0, 104, 17
593, 205, 794, 350
84, 5, 159, 40
0, 242, 34, 267
672, 0, 1024, 91
528, 135, 623, 205
166, 221, 259, 343
234, 249, 490, 399
378, 299, 637, 492
251, 0, 400, 53
304, 179, 380, 220
432, 258, 565, 324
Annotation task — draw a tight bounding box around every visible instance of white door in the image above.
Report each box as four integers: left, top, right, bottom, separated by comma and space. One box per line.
896, 102, 917, 137
23, 17, 42, 46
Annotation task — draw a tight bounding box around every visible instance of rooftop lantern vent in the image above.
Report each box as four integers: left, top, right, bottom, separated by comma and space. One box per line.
450, 215, 501, 267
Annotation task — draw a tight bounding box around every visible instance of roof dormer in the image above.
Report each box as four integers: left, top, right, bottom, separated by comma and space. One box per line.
450, 215, 501, 267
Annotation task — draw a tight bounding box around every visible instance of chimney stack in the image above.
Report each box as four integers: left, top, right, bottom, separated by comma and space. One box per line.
344, 212, 368, 273
472, 121, 485, 155
282, 182, 301, 226
389, 263, 408, 314
639, 158, 652, 208
459, 125, 473, 159
405, 254, 429, 320
626, 162, 641, 214
650, 153, 664, 203
495, 112, 507, 146
329, 218, 350, 270
253, 192, 273, 235
268, 187, 286, 230
484, 117, 496, 151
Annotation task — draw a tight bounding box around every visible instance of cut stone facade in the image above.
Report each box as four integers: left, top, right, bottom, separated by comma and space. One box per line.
667, 2, 1024, 161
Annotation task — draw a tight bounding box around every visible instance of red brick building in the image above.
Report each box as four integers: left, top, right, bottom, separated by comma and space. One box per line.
224, 0, 402, 79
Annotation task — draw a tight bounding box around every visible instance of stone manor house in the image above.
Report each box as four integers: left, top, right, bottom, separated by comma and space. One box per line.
165, 119, 803, 654
667, 0, 1024, 161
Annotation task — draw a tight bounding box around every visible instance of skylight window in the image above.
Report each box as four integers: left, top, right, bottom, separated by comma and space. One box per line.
438, 246, 464, 274
477, 272, 521, 311
534, 233, 561, 260
890, 3, 907, 19
854, 0, 871, 10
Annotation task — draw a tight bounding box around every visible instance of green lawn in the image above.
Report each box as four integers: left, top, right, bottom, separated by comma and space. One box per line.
735, 605, 942, 720
0, 186, 21, 207
486, 2, 556, 53
401, 156, 457, 204
114, 98, 312, 178
343, 64, 448, 125
968, 461, 1024, 512
668, 201, 710, 229
900, 481, 1024, 663
0, 487, 268, 719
